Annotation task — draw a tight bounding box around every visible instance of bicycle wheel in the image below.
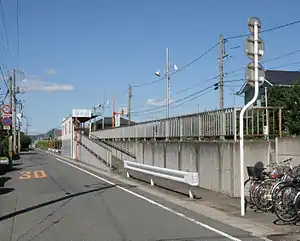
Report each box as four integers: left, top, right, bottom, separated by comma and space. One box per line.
271, 181, 288, 202
253, 180, 274, 212
244, 179, 260, 206
294, 192, 300, 220
244, 179, 253, 205
274, 184, 299, 223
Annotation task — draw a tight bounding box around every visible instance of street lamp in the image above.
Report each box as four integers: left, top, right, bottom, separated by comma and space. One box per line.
154, 48, 178, 120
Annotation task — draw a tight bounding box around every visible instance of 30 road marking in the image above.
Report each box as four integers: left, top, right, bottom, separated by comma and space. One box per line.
55, 157, 242, 241
19, 170, 47, 180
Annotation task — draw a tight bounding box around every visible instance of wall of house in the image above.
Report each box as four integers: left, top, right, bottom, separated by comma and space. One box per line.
61, 116, 75, 159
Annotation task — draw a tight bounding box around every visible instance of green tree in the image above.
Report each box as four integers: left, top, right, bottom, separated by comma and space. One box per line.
20, 133, 32, 150
268, 84, 300, 135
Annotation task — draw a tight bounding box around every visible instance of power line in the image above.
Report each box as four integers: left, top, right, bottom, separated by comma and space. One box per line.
0, 0, 11, 58
132, 79, 243, 115
131, 42, 220, 88
225, 19, 300, 40
169, 41, 220, 77
224, 47, 300, 78
131, 20, 300, 89
16, 0, 20, 58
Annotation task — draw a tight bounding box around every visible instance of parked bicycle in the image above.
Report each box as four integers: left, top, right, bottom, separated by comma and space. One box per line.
273, 170, 300, 223
244, 157, 300, 212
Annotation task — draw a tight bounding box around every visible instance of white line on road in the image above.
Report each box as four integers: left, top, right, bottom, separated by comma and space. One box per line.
55, 157, 242, 241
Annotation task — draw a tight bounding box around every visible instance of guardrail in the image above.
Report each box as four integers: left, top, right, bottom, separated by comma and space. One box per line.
48, 148, 61, 156
124, 160, 199, 198
92, 106, 282, 140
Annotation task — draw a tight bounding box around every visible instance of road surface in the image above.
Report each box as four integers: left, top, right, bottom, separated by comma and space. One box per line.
0, 151, 264, 241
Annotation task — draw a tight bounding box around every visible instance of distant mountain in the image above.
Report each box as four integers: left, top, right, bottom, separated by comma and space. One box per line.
30, 128, 61, 140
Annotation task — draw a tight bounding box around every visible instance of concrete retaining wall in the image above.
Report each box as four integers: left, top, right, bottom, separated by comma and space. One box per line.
77, 141, 110, 171
277, 136, 300, 166
107, 140, 274, 197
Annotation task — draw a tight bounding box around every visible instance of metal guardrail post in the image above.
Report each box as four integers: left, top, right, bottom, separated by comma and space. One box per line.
233, 107, 237, 141
198, 114, 202, 141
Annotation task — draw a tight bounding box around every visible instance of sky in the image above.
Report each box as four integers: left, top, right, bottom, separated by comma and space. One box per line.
1, 0, 300, 134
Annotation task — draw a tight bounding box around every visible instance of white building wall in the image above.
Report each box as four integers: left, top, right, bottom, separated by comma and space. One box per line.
61, 116, 75, 159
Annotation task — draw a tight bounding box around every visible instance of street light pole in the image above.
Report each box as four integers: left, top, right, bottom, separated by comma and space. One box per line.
165, 48, 170, 139
165, 47, 170, 119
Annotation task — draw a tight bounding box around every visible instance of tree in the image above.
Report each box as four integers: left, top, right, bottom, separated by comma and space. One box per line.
268, 84, 300, 135
20, 133, 32, 150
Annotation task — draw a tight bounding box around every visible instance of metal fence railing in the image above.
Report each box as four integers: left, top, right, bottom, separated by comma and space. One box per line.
92, 106, 283, 140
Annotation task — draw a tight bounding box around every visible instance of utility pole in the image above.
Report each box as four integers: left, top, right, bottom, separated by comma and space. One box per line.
165, 48, 170, 140
17, 102, 21, 153
102, 90, 105, 130
13, 69, 17, 155
219, 34, 224, 110
112, 96, 115, 128
127, 85, 132, 125
8, 75, 13, 161
165, 47, 170, 118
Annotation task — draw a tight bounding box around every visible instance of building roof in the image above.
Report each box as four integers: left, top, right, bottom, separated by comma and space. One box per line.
95, 117, 135, 126
237, 70, 300, 95
265, 70, 300, 85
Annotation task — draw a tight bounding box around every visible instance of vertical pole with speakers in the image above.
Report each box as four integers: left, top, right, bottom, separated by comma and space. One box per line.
240, 17, 265, 216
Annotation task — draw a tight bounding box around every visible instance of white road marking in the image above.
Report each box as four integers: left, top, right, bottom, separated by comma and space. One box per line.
55, 157, 242, 241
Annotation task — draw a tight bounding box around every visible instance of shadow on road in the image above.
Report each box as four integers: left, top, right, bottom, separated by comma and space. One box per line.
0, 188, 14, 195
0, 176, 11, 187
20, 152, 38, 156
0, 184, 116, 222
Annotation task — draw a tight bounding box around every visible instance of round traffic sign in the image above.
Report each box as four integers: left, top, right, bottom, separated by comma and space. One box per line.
248, 17, 262, 33
2, 116, 12, 126
245, 62, 265, 87
245, 35, 265, 60
1, 104, 12, 114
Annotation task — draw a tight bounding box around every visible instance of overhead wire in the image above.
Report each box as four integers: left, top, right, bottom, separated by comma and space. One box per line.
0, 0, 10, 59
132, 19, 300, 89
225, 19, 300, 40
16, 0, 20, 59
131, 41, 220, 88
131, 19, 300, 118
132, 79, 243, 116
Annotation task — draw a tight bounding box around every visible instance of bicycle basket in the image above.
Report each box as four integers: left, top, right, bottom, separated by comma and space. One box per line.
247, 166, 264, 180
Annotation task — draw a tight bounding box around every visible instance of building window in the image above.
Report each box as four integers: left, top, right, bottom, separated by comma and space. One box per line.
69, 121, 71, 133
65, 123, 67, 135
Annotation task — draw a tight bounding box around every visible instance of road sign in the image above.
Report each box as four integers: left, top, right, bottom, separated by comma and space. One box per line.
2, 116, 12, 126
1, 104, 12, 114
245, 62, 265, 87
245, 35, 265, 60
3, 125, 10, 130
248, 17, 262, 33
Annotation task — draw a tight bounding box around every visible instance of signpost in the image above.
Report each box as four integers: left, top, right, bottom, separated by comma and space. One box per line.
240, 17, 265, 217
1, 104, 12, 130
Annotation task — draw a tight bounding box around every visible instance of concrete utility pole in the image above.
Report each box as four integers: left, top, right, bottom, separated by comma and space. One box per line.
165, 48, 170, 119
17, 102, 23, 153
219, 34, 224, 110
102, 90, 105, 130
127, 85, 132, 125
13, 69, 17, 155
8, 75, 13, 160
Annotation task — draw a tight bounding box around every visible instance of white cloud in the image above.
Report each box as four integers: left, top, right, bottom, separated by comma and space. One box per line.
19, 77, 74, 93
46, 68, 57, 75
146, 98, 173, 106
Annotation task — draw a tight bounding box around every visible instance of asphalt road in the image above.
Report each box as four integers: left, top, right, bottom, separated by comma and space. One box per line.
0, 151, 264, 241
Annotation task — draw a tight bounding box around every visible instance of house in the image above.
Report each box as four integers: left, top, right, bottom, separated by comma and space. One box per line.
237, 70, 300, 106
92, 117, 135, 130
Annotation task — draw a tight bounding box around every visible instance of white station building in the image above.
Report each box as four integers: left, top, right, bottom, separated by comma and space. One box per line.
61, 109, 94, 159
